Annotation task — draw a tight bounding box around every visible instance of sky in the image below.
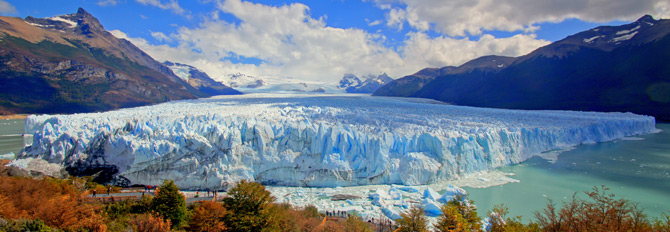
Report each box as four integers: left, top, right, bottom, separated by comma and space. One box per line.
1, 0, 668, 84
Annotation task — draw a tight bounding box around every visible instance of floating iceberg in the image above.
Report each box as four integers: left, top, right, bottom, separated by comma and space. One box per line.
19, 93, 656, 189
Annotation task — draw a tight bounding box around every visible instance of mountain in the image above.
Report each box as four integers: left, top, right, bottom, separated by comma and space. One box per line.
374, 15, 670, 121
220, 73, 265, 88
338, 73, 393, 93
0, 8, 235, 115
163, 61, 241, 96
374, 56, 516, 97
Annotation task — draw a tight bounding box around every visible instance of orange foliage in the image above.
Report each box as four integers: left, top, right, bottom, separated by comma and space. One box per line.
130, 212, 171, 232
0, 176, 107, 231
187, 201, 228, 232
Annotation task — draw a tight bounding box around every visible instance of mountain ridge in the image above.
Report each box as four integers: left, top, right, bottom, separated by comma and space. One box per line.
374, 15, 670, 121
338, 73, 393, 93
0, 8, 238, 115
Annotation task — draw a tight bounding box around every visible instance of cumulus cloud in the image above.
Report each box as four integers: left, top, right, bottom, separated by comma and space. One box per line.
136, 0, 187, 15
400, 33, 549, 68
112, 0, 550, 83
0, 0, 17, 15
376, 0, 670, 36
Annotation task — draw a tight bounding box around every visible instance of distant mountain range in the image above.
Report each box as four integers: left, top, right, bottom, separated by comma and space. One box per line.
220, 73, 265, 89
163, 61, 241, 96
338, 73, 393, 93
0, 8, 238, 115
375, 15, 670, 121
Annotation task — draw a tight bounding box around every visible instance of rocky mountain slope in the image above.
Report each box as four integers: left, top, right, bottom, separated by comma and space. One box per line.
0, 8, 238, 115
163, 61, 241, 96
338, 73, 393, 93
374, 15, 670, 121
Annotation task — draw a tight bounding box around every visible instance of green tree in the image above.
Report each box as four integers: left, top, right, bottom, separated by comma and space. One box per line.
396, 206, 428, 232
150, 179, 187, 229
223, 180, 276, 232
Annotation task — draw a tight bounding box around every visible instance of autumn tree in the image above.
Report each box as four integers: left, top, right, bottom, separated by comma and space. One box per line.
534, 185, 650, 232
187, 201, 228, 232
223, 180, 277, 232
447, 193, 482, 231
151, 179, 187, 229
0, 176, 106, 231
434, 203, 469, 232
345, 213, 372, 232
396, 206, 428, 232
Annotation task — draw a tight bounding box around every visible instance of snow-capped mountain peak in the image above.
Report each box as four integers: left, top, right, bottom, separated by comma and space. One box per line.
338, 73, 362, 89
220, 73, 265, 88
338, 73, 393, 93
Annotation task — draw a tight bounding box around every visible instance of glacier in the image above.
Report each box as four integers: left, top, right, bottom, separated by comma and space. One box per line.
19, 93, 656, 190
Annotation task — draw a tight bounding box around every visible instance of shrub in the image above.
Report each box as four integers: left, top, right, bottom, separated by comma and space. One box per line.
129, 212, 171, 232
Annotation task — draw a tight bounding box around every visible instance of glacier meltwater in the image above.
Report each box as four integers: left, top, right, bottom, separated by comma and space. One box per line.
19, 94, 655, 189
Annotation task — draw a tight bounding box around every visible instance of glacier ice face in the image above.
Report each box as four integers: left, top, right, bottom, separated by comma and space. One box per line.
20, 94, 656, 189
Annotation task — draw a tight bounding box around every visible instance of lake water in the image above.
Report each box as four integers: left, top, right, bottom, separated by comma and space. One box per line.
464, 123, 670, 221
0, 119, 25, 158
2, 118, 668, 221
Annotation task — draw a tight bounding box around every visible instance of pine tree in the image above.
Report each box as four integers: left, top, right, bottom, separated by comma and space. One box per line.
150, 179, 186, 229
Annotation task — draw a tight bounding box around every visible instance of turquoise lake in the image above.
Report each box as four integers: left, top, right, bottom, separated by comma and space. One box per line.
2, 118, 669, 221
464, 123, 670, 221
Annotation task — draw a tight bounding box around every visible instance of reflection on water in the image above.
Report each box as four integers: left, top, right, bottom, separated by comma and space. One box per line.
0, 119, 25, 157
465, 123, 670, 222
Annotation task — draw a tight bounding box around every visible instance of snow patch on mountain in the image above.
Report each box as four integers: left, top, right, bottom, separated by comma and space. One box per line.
165, 63, 192, 82
583, 35, 604, 43
48, 16, 77, 28
611, 31, 639, 43
19, 94, 656, 190
616, 25, 641, 35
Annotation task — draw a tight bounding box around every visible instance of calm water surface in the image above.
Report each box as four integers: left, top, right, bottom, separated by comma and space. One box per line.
465, 123, 670, 221
0, 119, 25, 157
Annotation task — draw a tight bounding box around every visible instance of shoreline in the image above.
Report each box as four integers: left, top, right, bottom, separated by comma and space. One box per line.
0, 114, 29, 120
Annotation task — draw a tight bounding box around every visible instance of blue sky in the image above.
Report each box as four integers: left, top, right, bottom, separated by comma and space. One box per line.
1, 0, 668, 83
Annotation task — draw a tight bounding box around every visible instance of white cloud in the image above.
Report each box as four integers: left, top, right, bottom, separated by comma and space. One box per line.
97, 0, 119, 7
136, 0, 187, 15
400, 33, 549, 68
150, 31, 171, 42
0, 0, 17, 15
385, 8, 406, 30
367, 19, 382, 27
380, 0, 670, 36
112, 0, 550, 84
